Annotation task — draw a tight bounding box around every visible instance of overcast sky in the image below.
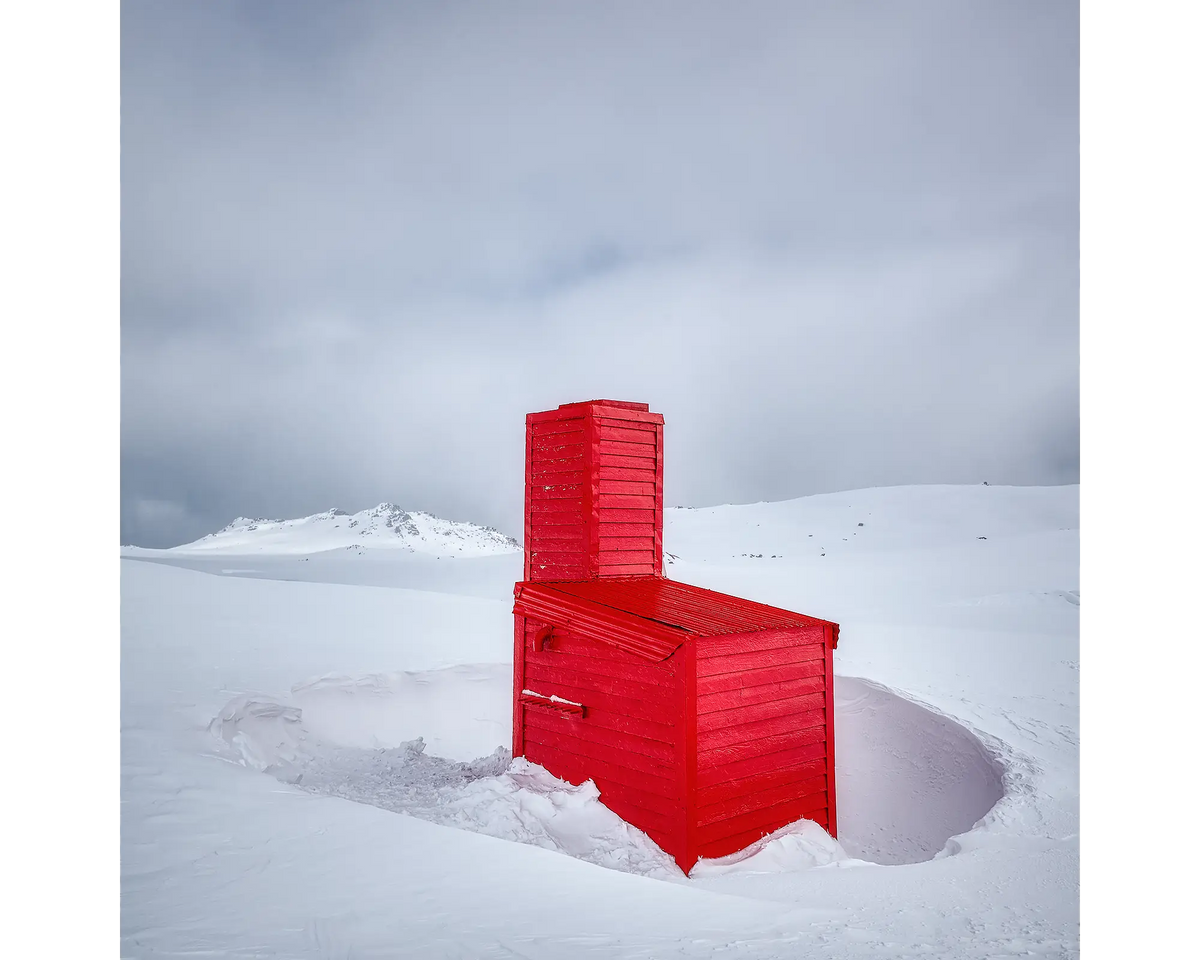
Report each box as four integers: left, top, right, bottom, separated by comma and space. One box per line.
121, 0, 1078, 548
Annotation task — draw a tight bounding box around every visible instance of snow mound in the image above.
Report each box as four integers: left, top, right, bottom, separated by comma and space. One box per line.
209, 695, 309, 776
209, 664, 1006, 876
291, 664, 512, 760
691, 821, 853, 876
209, 692, 681, 878
172, 503, 520, 556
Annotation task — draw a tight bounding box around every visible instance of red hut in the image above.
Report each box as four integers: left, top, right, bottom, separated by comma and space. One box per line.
512, 399, 839, 874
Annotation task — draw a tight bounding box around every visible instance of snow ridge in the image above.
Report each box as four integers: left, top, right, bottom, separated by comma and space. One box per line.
173, 503, 520, 557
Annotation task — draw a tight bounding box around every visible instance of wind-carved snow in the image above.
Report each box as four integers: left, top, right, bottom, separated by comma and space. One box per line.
171, 502, 520, 556
208, 665, 1003, 875
833, 677, 1004, 864
209, 690, 686, 878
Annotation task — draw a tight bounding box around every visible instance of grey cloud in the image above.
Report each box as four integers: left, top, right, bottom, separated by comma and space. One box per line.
122, 0, 1078, 547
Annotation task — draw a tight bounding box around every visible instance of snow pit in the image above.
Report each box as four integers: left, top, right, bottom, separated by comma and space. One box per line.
209, 666, 1004, 877
833, 676, 1004, 865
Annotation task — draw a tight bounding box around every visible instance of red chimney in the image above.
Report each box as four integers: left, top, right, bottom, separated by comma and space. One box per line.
523, 399, 664, 581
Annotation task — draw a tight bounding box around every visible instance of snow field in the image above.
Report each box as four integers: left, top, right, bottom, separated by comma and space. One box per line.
121, 484, 1078, 958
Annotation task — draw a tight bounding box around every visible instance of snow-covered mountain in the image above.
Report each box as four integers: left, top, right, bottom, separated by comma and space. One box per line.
169, 503, 520, 557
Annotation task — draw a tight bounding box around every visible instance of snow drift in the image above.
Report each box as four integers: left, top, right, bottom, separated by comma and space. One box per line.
207, 663, 1004, 874
209, 688, 684, 878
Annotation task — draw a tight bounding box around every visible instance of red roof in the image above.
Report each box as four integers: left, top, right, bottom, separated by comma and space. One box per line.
513, 576, 837, 662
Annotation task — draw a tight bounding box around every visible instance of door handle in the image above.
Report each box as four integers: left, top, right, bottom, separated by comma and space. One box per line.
519, 690, 586, 718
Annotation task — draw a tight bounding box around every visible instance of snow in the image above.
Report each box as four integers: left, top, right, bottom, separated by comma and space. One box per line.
121, 483, 1078, 958
521, 689, 586, 708
125, 502, 520, 557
